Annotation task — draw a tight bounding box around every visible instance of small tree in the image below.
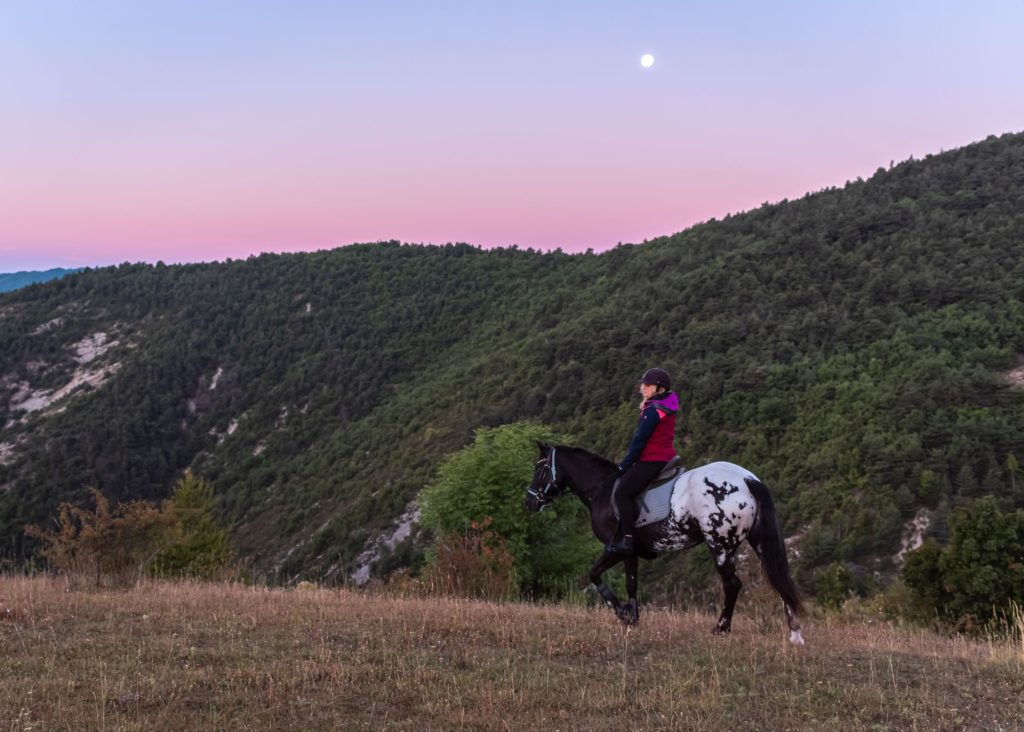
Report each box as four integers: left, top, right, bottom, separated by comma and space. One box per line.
25, 488, 175, 589
25, 473, 231, 588
901, 539, 948, 617
151, 472, 232, 579
939, 497, 1024, 624
1007, 453, 1020, 496
918, 468, 940, 506
903, 497, 1024, 629
815, 562, 854, 612
419, 422, 594, 598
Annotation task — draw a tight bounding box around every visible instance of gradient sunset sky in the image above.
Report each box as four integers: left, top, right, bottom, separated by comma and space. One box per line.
2, 1, 1023, 272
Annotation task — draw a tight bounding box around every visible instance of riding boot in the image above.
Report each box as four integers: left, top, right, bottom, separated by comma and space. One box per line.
605, 532, 635, 555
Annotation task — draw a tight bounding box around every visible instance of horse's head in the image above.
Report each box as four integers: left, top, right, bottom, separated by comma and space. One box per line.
524, 442, 568, 512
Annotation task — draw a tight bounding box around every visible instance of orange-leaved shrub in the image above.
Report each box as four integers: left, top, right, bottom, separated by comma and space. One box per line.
25, 488, 175, 589
420, 516, 518, 601
25, 472, 231, 589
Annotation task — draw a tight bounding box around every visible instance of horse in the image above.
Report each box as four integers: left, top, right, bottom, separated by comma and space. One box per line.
524, 443, 805, 644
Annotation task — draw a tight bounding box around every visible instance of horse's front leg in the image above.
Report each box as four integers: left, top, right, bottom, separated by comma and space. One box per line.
617, 555, 640, 626
589, 551, 625, 616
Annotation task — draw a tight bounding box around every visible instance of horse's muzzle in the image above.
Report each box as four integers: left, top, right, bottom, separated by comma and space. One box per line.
524, 487, 547, 512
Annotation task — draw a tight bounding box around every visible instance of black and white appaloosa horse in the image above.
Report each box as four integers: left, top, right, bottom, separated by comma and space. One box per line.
525, 444, 805, 644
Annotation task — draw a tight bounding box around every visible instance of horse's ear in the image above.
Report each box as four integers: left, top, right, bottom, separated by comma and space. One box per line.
535, 441, 550, 454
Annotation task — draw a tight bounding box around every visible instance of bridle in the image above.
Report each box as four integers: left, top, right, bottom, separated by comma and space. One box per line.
526, 448, 565, 510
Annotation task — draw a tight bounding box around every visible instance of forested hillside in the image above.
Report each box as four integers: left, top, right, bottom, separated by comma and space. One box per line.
2, 132, 1023, 590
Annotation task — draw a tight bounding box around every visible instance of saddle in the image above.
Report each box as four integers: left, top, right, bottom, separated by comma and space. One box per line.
612, 456, 684, 527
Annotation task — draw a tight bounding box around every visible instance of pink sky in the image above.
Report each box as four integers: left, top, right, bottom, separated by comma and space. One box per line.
2, 2, 1023, 271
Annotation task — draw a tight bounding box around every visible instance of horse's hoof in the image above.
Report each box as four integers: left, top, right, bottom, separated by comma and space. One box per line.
616, 601, 640, 626
711, 626, 731, 636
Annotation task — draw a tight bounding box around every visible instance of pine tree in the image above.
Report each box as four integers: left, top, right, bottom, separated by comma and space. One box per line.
151, 472, 231, 579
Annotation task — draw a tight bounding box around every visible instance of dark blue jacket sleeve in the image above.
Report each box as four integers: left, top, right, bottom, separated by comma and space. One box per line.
619, 405, 661, 472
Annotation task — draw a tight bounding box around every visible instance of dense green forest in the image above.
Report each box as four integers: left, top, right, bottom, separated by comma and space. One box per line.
2, 132, 1023, 596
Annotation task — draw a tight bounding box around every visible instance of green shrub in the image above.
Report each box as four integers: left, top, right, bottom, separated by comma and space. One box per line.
816, 562, 854, 612
419, 422, 595, 598
903, 497, 1024, 629
151, 472, 232, 579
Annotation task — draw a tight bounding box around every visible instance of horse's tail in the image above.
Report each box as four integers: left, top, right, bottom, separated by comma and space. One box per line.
745, 478, 803, 617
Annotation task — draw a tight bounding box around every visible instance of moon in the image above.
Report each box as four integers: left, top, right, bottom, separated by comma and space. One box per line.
640, 54, 655, 68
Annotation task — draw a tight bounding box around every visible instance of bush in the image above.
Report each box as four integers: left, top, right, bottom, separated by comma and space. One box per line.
25, 473, 232, 588
420, 517, 518, 600
815, 562, 855, 612
150, 472, 232, 579
25, 488, 175, 589
902, 539, 947, 613
903, 496, 1024, 629
419, 422, 595, 598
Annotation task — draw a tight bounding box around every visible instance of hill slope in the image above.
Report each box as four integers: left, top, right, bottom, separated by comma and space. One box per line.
2, 132, 1024, 587
2, 576, 1022, 730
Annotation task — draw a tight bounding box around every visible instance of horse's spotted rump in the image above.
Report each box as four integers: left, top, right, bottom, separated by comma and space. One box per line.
650, 468, 760, 561
699, 477, 748, 561
703, 476, 740, 504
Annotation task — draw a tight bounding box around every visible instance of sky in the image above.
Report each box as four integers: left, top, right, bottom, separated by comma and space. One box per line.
2, 1, 1023, 272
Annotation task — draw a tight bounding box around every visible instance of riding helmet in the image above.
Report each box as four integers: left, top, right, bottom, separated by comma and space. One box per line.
640, 367, 672, 390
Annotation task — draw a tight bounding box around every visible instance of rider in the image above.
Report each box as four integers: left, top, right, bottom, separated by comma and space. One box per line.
606, 367, 679, 555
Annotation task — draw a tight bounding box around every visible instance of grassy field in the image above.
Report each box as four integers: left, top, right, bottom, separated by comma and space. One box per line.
1, 575, 1022, 731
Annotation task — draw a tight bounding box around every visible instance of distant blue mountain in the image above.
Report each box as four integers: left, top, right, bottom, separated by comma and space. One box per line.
0, 268, 82, 293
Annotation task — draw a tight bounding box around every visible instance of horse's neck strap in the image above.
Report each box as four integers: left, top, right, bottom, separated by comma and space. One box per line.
549, 448, 558, 484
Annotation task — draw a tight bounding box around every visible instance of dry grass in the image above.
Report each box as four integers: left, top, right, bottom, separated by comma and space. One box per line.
1, 575, 1022, 731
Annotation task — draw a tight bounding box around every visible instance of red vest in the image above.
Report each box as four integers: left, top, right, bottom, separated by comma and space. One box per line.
639, 409, 676, 462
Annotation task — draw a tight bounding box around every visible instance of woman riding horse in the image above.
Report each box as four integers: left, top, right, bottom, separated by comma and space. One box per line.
607, 367, 679, 556
525, 435, 805, 642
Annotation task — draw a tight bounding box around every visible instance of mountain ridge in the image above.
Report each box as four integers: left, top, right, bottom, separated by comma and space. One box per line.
0, 268, 82, 293
2, 131, 1023, 592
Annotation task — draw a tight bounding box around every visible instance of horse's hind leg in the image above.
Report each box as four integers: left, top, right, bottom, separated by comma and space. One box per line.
711, 554, 742, 635
748, 535, 805, 644
784, 604, 805, 644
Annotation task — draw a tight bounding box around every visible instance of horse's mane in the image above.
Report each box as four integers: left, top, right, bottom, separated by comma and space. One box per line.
554, 445, 618, 474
